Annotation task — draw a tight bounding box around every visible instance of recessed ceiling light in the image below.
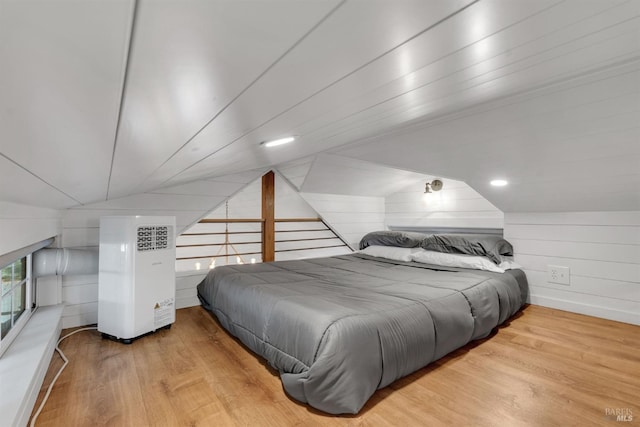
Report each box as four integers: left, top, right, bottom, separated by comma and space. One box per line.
490, 179, 508, 187
262, 136, 295, 148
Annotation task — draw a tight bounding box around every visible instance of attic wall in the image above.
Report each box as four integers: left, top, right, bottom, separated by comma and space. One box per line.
300, 193, 385, 249
0, 201, 60, 257
505, 211, 640, 325
384, 178, 504, 229
275, 176, 355, 260
0, 202, 63, 311
278, 158, 388, 248
0, 201, 61, 307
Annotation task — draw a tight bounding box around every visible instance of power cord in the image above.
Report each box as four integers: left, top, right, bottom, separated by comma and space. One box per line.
29, 326, 98, 427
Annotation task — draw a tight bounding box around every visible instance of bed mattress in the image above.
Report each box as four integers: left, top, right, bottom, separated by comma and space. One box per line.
197, 253, 528, 414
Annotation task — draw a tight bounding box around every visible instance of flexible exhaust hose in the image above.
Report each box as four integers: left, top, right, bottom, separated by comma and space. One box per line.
33, 248, 98, 277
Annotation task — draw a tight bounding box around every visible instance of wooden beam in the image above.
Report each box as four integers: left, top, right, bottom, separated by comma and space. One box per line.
262, 171, 275, 262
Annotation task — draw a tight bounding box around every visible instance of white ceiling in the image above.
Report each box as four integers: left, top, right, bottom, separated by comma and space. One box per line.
0, 0, 638, 212
299, 154, 428, 197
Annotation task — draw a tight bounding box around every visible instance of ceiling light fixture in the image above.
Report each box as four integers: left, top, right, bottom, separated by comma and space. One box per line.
262, 136, 295, 148
490, 179, 508, 187
424, 179, 444, 193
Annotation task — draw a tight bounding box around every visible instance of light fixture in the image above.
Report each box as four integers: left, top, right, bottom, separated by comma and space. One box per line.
424, 179, 444, 193
262, 136, 295, 147
490, 179, 508, 187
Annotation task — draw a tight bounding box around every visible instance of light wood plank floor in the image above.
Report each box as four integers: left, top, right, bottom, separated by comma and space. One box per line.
30, 305, 639, 426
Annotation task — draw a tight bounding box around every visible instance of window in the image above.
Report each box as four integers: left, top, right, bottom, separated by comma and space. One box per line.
0, 255, 33, 357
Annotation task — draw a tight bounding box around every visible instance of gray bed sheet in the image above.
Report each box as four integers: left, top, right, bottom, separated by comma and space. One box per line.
197, 253, 528, 414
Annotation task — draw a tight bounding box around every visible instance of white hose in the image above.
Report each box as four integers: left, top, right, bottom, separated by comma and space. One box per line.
33, 248, 98, 277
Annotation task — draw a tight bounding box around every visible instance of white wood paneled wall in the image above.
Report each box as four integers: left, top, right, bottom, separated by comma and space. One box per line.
384, 178, 504, 229
0, 201, 60, 257
0, 201, 62, 310
504, 211, 640, 325
300, 193, 385, 249
275, 157, 314, 191
176, 271, 208, 310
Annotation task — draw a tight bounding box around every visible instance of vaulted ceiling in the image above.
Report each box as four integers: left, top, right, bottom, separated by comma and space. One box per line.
1, 0, 638, 212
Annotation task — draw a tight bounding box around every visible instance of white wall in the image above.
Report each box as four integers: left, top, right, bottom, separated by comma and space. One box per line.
0, 201, 60, 257
276, 175, 355, 260
505, 211, 640, 326
300, 192, 385, 249
176, 271, 207, 309
384, 178, 504, 229
0, 201, 62, 309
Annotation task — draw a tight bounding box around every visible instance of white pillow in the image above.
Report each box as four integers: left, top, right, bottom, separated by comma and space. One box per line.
359, 245, 417, 262
498, 256, 522, 270
411, 249, 505, 273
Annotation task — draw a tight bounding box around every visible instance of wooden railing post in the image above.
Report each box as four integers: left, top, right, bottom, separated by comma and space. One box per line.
262, 171, 275, 262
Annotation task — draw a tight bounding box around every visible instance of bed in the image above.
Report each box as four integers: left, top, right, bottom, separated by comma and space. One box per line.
196, 231, 528, 414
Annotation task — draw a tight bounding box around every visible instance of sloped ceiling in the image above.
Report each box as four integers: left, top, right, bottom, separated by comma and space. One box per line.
298, 154, 427, 197
0, 0, 638, 213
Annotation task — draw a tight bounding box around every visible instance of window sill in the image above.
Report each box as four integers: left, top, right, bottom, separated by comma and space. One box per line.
0, 304, 64, 427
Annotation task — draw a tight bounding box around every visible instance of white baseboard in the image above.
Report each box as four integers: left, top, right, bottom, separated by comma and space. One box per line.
176, 295, 201, 309
529, 294, 640, 326
0, 304, 64, 427
62, 311, 98, 329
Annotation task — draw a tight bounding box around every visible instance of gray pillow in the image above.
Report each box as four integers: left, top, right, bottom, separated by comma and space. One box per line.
419, 234, 513, 264
359, 231, 427, 250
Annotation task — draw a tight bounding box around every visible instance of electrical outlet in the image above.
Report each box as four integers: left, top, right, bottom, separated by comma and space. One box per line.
547, 265, 570, 285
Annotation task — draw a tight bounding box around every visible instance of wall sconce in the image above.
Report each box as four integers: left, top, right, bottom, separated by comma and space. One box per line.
424, 179, 443, 193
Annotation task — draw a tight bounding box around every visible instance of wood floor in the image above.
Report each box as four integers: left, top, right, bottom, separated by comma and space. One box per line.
31, 305, 639, 426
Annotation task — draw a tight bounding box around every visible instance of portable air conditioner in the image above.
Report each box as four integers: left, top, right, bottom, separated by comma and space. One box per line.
98, 216, 176, 343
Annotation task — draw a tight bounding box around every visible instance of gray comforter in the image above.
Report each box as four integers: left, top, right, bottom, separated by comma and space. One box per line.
197, 253, 528, 414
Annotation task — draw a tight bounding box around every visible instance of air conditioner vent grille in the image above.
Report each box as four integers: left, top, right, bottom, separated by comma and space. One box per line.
137, 226, 172, 251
